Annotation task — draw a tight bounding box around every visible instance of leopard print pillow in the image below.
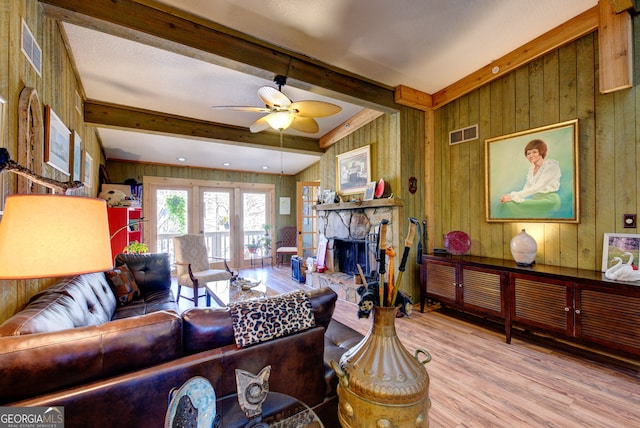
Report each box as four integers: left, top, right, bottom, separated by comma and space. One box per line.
229, 290, 316, 348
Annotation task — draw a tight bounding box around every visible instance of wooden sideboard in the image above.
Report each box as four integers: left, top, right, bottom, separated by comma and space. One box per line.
421, 254, 640, 358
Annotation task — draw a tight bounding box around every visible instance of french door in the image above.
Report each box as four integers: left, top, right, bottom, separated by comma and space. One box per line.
144, 177, 274, 269
297, 181, 320, 260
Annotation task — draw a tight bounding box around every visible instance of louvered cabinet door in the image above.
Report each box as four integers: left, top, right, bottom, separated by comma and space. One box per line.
576, 286, 640, 355
512, 274, 572, 335
460, 266, 503, 317
424, 259, 457, 305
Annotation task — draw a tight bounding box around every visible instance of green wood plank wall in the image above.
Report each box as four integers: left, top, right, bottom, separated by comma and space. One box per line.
432, 28, 639, 272
0, 0, 104, 323
301, 108, 426, 300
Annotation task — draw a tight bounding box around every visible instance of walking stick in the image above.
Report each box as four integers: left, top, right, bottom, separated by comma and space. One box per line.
391, 218, 418, 307
377, 219, 389, 306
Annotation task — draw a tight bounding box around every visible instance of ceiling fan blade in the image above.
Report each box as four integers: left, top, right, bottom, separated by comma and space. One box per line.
289, 117, 319, 134
258, 86, 292, 109
211, 106, 271, 113
249, 116, 271, 133
290, 100, 342, 118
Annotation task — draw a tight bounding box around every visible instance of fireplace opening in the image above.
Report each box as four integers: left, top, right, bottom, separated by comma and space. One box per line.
333, 234, 378, 277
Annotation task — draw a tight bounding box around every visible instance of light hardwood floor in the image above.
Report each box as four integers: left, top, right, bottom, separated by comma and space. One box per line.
175, 265, 640, 427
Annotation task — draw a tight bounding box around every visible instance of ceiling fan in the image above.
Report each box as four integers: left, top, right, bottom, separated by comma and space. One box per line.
212, 75, 342, 133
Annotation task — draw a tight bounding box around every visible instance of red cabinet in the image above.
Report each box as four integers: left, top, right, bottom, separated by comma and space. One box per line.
107, 207, 143, 260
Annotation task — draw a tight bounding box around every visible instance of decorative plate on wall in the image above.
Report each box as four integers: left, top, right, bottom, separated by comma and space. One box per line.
443, 231, 471, 255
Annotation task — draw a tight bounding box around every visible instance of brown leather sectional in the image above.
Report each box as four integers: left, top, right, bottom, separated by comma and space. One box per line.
0, 253, 362, 427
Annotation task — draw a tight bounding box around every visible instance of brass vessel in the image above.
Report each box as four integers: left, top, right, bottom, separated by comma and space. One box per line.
332, 306, 431, 427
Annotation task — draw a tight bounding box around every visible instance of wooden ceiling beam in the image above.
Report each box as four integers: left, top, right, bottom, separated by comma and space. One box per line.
319, 109, 384, 149
394, 85, 433, 111
40, 0, 398, 111
599, 0, 633, 93
431, 6, 599, 109
84, 100, 323, 154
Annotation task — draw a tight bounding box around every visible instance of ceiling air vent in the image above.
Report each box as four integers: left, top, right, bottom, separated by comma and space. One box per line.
449, 124, 478, 145
21, 19, 42, 76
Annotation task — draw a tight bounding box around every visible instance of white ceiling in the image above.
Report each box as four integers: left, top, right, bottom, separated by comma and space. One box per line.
61, 0, 597, 175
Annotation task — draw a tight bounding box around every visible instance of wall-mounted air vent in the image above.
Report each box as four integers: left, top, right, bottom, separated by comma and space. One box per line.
21, 19, 42, 76
449, 124, 478, 145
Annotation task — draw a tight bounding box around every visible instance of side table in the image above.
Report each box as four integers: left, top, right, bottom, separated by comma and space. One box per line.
216, 391, 323, 427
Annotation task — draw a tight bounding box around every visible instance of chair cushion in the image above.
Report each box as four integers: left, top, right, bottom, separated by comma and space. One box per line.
177, 269, 232, 288
105, 264, 141, 306
229, 290, 315, 348
276, 246, 297, 254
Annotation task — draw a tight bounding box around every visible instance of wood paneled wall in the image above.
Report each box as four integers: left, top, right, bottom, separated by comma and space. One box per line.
0, 0, 105, 324
433, 26, 638, 272
107, 160, 298, 230
299, 107, 426, 299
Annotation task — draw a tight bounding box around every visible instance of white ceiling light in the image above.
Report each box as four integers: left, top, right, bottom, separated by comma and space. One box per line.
265, 111, 295, 131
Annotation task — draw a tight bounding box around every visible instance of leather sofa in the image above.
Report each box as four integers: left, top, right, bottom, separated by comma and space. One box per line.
0, 252, 363, 427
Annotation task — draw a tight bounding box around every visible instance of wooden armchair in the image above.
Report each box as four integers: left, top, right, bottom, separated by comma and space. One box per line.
173, 234, 235, 306
276, 226, 298, 267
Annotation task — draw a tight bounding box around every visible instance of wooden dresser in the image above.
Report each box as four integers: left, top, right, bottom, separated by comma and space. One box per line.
421, 254, 640, 358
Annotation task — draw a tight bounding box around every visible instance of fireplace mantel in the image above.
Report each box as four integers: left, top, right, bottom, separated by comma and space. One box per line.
314, 197, 403, 212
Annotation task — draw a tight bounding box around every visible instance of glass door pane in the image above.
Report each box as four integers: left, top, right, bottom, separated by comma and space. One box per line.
155, 188, 189, 263
243, 192, 268, 263
201, 188, 233, 263
298, 182, 320, 259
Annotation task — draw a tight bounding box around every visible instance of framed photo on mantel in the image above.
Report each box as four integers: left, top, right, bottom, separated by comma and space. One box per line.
336, 145, 371, 195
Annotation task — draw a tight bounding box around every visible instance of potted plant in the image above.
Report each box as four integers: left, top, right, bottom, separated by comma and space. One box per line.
246, 238, 261, 254
219, 216, 230, 230
123, 241, 149, 254
262, 224, 272, 251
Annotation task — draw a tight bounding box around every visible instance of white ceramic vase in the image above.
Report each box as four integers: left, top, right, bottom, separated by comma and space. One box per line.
510, 229, 537, 266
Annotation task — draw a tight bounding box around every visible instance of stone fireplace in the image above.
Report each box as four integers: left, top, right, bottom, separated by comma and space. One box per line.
308, 198, 402, 303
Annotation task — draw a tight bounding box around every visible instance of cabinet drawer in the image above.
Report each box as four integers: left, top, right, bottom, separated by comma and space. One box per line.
426, 263, 456, 300
462, 269, 501, 313
579, 289, 640, 351
514, 276, 568, 332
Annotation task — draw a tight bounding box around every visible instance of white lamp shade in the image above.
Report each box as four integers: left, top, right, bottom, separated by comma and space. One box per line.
0, 194, 114, 279
265, 112, 294, 130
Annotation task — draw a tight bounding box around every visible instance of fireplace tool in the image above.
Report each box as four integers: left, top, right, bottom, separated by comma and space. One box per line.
391, 217, 418, 307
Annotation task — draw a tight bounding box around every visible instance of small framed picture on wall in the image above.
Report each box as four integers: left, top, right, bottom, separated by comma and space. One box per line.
84, 151, 93, 188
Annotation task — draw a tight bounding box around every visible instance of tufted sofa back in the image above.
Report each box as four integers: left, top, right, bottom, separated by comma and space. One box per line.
0, 273, 116, 336
115, 252, 172, 293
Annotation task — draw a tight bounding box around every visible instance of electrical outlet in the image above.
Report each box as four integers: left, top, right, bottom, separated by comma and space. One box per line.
623, 214, 637, 228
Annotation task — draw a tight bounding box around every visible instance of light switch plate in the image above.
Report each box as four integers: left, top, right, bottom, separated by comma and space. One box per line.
623, 214, 636, 228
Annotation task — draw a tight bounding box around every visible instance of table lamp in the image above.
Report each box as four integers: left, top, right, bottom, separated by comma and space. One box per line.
0, 194, 113, 279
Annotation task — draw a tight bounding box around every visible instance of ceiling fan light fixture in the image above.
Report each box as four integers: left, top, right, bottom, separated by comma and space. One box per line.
266, 112, 295, 130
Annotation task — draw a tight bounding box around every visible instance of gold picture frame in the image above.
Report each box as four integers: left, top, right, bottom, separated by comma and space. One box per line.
485, 119, 579, 223
336, 145, 370, 195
